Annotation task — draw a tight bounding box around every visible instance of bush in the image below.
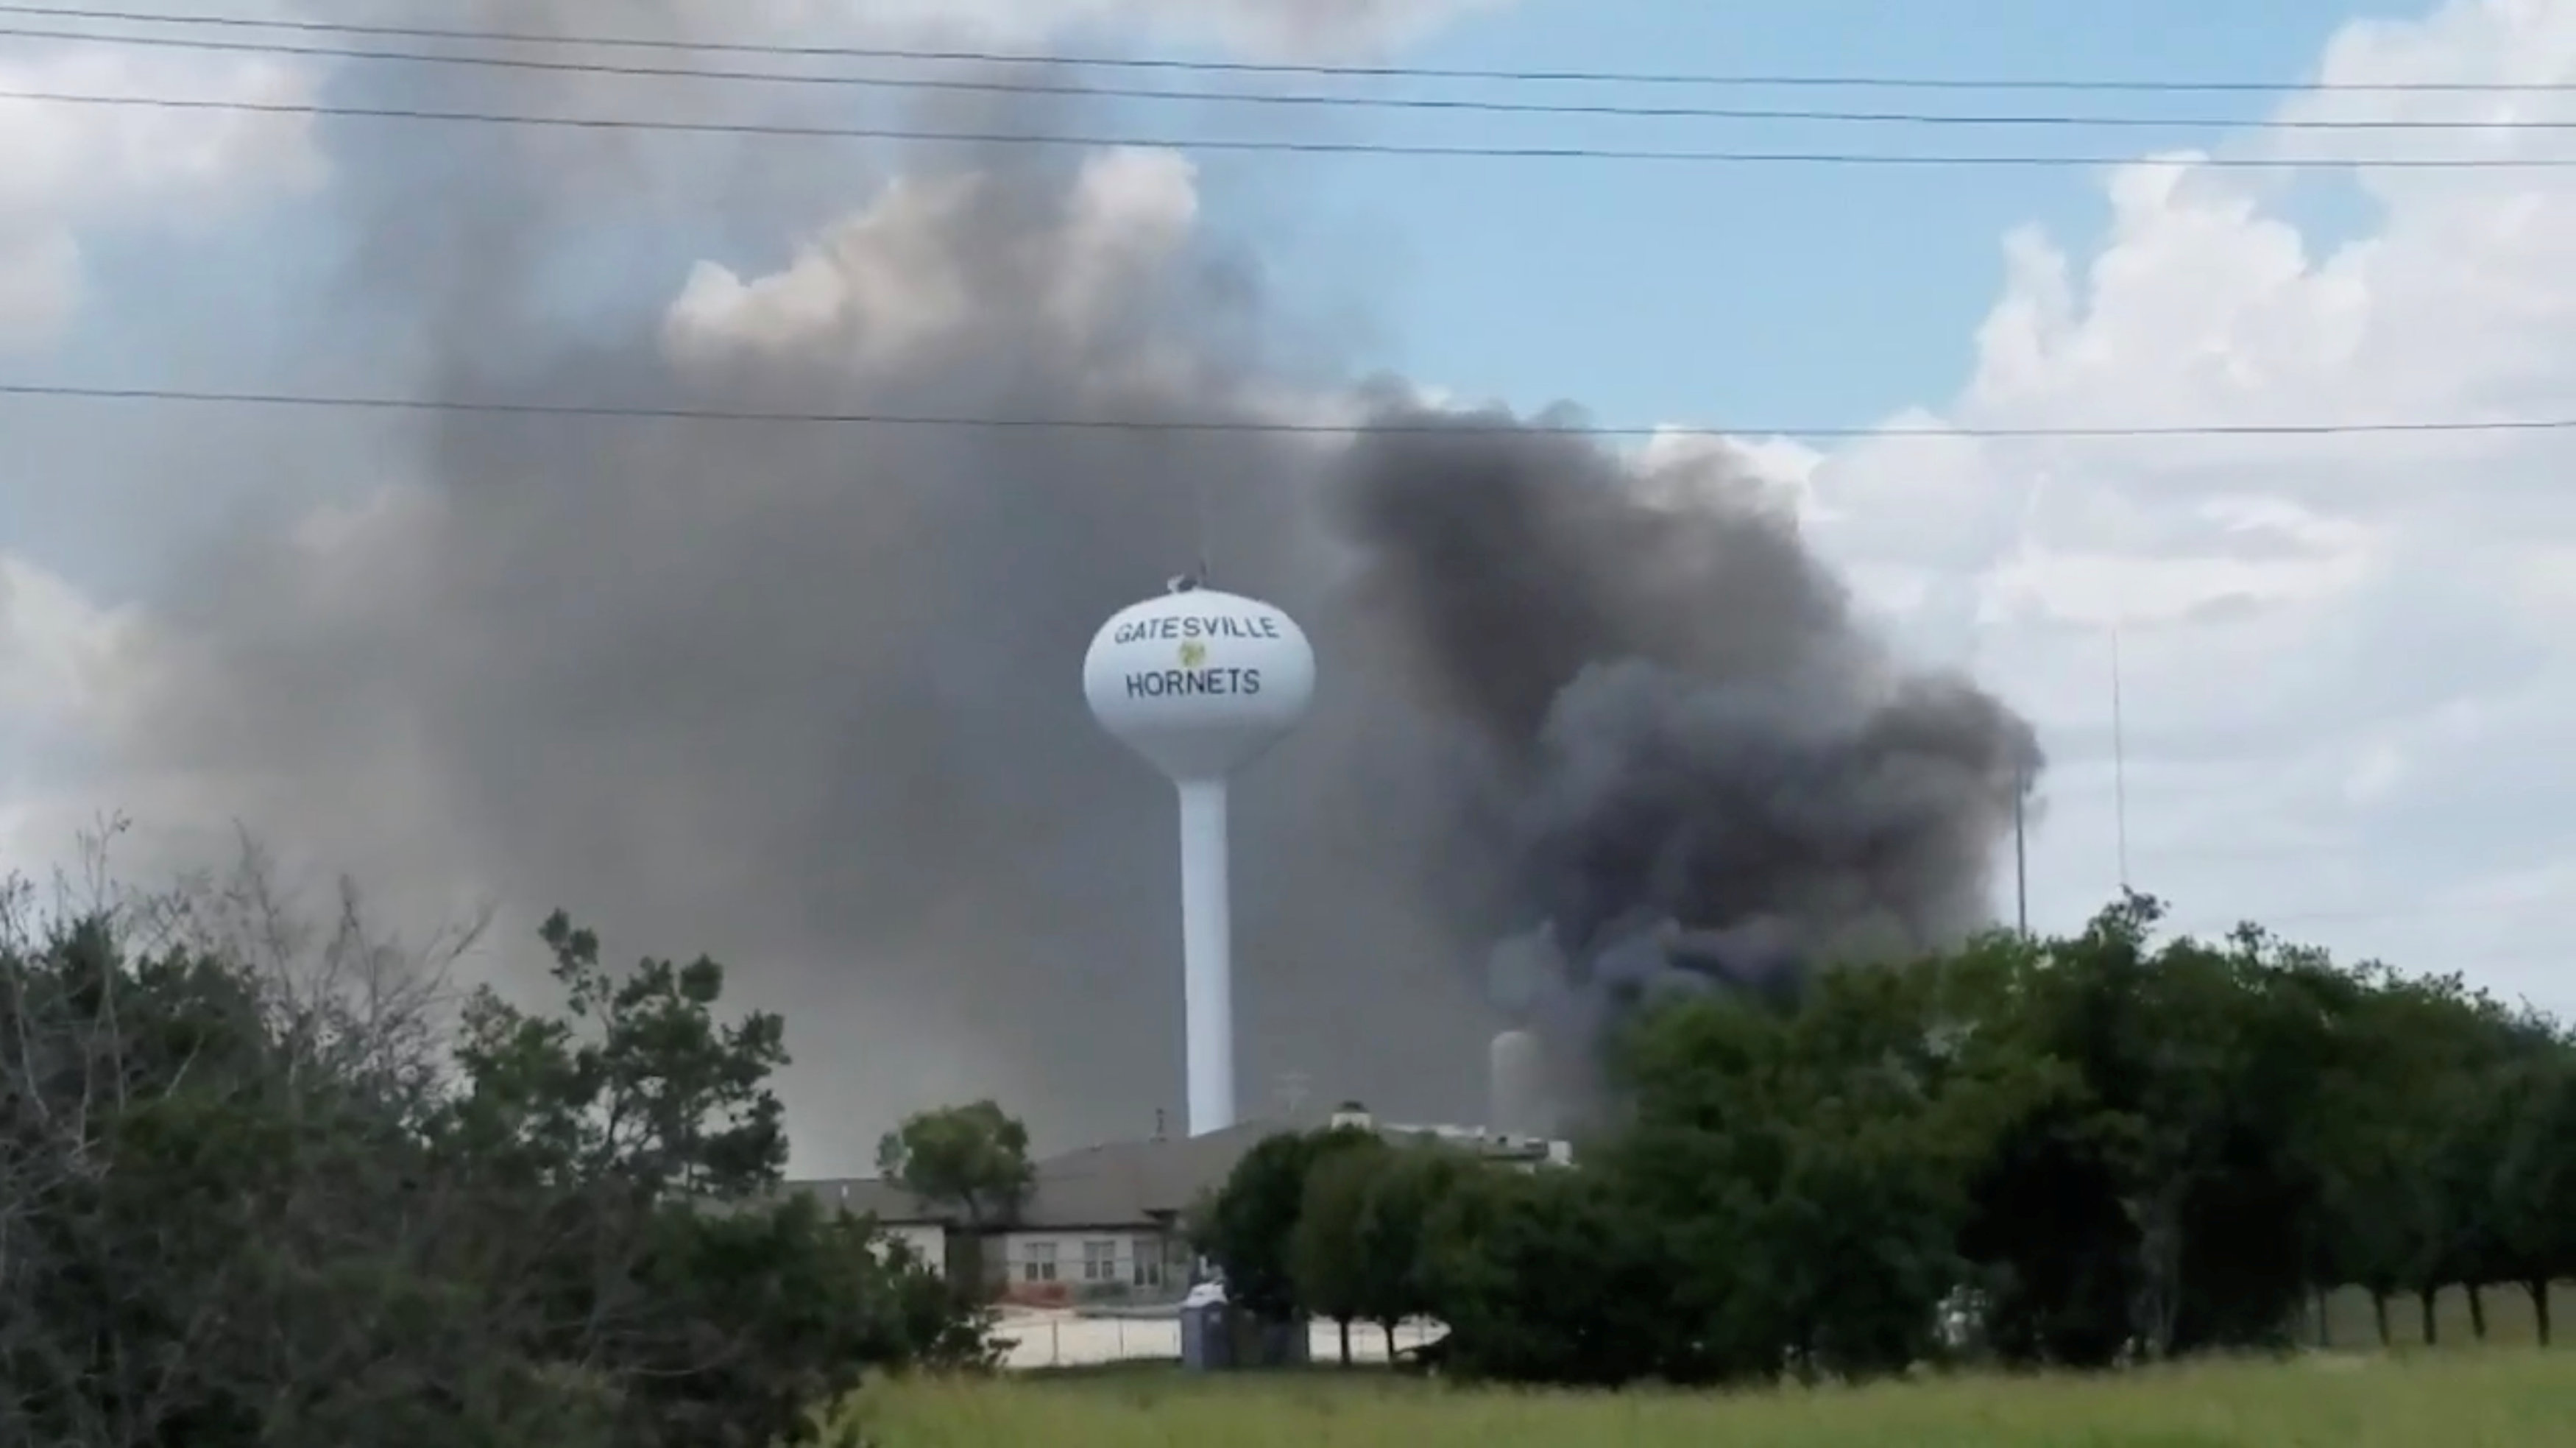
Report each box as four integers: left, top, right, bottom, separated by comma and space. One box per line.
0, 856, 986, 1448
1197, 896, 2576, 1390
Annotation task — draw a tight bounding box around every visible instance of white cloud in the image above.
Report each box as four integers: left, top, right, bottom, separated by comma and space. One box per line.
0, 0, 1515, 351
667, 146, 1201, 375
661, 143, 1379, 437
0, 552, 135, 732
0, 38, 325, 350
0, 552, 141, 877
1780, 0, 2576, 1009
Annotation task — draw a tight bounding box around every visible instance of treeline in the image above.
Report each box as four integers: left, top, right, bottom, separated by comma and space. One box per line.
0, 861, 988, 1448
1200, 895, 2576, 1385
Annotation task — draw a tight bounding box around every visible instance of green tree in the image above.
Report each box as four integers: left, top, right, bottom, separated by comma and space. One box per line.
1420, 1165, 1672, 1386
1200, 1126, 1376, 1325
1613, 942, 2061, 1382
874, 1098, 1036, 1293
431, 911, 967, 1446
0, 852, 981, 1448
2120, 926, 2346, 1357
2287, 958, 2416, 1349
1959, 900, 2364, 1365
445, 909, 790, 1198
874, 1100, 1036, 1229
1349, 1144, 1474, 1360
1289, 1137, 1390, 1365
615, 1191, 1002, 1440
2490, 1051, 2576, 1346
2341, 975, 2528, 1347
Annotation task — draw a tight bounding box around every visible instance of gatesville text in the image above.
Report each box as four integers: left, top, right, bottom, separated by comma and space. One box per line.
1113, 609, 1282, 698
1109, 613, 1286, 646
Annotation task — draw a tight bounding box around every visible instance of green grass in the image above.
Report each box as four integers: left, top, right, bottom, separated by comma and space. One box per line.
845, 1349, 2576, 1447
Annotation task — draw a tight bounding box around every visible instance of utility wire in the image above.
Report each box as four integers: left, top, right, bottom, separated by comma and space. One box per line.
2, 21, 2572, 135
1, 88, 2566, 168
4, 3, 2572, 96
1, 381, 2572, 439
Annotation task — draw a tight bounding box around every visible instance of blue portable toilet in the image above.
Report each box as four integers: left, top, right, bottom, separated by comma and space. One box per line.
1178, 1280, 1231, 1371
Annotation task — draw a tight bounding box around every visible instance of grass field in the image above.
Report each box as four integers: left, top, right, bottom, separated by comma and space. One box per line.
846, 1343, 2576, 1447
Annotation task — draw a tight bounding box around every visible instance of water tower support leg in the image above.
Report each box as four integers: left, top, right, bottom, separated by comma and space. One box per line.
1175, 778, 1236, 1137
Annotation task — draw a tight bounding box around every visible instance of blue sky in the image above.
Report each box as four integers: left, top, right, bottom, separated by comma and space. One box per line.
1218, 0, 2382, 432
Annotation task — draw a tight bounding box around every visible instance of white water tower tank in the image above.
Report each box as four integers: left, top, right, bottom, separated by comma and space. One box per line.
1083, 580, 1317, 1138
1489, 1028, 1547, 1140
1083, 582, 1315, 782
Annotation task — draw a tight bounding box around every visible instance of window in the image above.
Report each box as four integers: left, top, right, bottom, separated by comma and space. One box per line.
1022, 1240, 1058, 1283
1132, 1243, 1164, 1289
1081, 1239, 1118, 1283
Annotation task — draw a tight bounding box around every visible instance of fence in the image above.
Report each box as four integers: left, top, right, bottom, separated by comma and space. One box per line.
991, 1310, 1444, 1371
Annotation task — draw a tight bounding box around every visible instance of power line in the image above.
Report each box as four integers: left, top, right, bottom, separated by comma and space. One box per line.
4, 3, 2572, 96
2, 381, 2572, 439
4, 21, 2573, 135
3, 88, 2566, 169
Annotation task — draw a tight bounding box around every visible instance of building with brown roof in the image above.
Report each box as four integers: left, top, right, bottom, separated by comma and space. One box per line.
789, 1103, 1568, 1306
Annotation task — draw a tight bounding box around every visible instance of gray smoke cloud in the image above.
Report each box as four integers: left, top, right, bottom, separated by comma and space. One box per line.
84, 10, 2039, 1165
1337, 423, 2039, 1120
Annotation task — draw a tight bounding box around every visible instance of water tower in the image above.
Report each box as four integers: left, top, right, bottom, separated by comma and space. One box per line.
1083, 578, 1316, 1137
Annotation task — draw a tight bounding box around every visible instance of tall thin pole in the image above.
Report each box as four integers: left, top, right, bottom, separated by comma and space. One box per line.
2112, 627, 2130, 890
1175, 778, 1235, 1136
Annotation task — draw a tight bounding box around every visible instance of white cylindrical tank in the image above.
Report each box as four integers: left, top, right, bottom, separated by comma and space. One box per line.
1489, 1028, 1548, 1141
1081, 585, 1316, 783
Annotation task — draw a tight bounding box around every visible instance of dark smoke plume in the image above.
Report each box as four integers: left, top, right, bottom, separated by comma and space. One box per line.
1335, 421, 2038, 1118
85, 13, 2038, 1166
